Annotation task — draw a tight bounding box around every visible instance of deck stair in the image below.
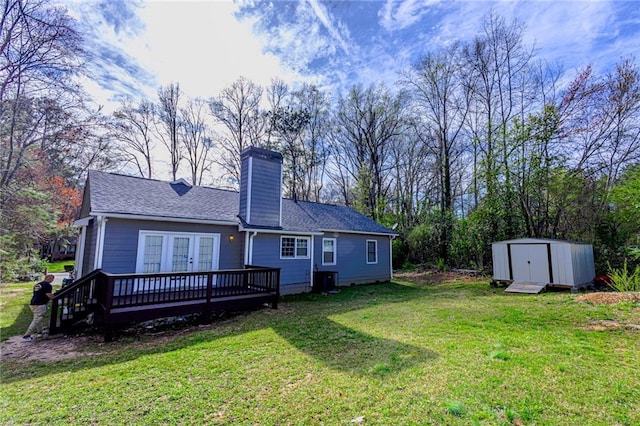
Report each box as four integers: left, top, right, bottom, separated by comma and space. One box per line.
504, 281, 547, 294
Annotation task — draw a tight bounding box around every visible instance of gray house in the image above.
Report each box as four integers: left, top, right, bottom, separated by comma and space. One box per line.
74, 147, 396, 295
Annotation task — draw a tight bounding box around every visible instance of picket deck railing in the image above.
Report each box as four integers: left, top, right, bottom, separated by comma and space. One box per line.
50, 266, 280, 341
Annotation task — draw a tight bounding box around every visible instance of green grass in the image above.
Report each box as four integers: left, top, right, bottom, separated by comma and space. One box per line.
43, 260, 75, 273
0, 282, 41, 341
1, 280, 639, 425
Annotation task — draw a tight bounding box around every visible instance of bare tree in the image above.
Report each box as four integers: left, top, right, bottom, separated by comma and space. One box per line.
400, 43, 471, 262
295, 84, 330, 202
208, 77, 266, 186
270, 105, 310, 201
112, 98, 156, 178
598, 58, 640, 186
267, 83, 330, 202
389, 123, 434, 231
0, 0, 83, 196
180, 97, 214, 186
157, 82, 182, 180
328, 84, 407, 220
462, 13, 535, 200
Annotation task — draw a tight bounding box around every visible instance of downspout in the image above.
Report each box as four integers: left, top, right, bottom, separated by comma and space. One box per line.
389, 235, 396, 280
244, 231, 257, 266
310, 234, 315, 292
94, 215, 107, 270
75, 225, 86, 277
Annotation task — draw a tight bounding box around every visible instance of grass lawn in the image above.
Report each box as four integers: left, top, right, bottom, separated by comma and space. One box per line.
1, 277, 639, 425
43, 260, 75, 273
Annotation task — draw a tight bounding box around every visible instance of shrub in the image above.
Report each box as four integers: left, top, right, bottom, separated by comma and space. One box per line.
0, 255, 46, 282
608, 259, 640, 292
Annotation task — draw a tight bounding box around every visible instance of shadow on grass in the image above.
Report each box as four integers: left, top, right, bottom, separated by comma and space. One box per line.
1, 281, 490, 383
270, 312, 439, 377
1, 304, 33, 341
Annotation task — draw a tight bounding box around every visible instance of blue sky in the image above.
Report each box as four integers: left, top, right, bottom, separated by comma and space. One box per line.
63, 0, 640, 112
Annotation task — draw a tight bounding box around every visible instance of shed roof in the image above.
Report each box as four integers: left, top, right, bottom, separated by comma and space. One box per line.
492, 238, 591, 245
83, 170, 394, 235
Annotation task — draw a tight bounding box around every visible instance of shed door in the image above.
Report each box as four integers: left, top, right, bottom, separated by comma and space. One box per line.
509, 244, 550, 283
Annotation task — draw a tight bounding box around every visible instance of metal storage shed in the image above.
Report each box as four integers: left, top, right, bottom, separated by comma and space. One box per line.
491, 238, 595, 292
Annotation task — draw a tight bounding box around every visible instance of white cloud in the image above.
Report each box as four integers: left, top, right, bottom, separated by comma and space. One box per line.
135, 2, 305, 98
379, 0, 441, 32
307, 0, 353, 55
515, 0, 615, 70
66, 1, 304, 112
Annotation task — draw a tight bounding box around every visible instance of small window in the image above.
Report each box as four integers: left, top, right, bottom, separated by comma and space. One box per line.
366, 240, 378, 264
281, 236, 310, 259
322, 238, 336, 265
281, 237, 295, 257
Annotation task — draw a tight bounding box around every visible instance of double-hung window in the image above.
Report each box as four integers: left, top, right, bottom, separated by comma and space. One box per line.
322, 238, 336, 265
366, 240, 378, 264
281, 236, 310, 259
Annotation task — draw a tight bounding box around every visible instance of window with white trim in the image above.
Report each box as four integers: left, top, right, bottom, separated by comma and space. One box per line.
366, 240, 378, 264
281, 236, 310, 259
322, 238, 336, 265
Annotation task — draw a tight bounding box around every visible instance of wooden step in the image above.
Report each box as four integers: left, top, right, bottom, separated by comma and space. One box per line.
504, 281, 547, 294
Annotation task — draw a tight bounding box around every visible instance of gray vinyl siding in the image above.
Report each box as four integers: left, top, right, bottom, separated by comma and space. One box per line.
100, 218, 244, 274
314, 234, 392, 286
250, 233, 392, 294
82, 219, 97, 276
251, 234, 312, 292
239, 159, 249, 220
248, 157, 281, 227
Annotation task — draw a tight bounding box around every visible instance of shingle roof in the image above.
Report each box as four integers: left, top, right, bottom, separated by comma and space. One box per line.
85, 171, 394, 235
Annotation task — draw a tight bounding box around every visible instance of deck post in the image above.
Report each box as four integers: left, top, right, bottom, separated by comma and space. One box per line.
102, 275, 115, 341
204, 271, 213, 321
272, 269, 280, 309
49, 295, 61, 334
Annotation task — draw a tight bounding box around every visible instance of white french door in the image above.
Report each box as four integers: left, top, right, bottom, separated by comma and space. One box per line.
136, 231, 220, 273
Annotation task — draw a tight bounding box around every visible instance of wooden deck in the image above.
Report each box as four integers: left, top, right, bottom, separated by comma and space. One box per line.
49, 266, 280, 341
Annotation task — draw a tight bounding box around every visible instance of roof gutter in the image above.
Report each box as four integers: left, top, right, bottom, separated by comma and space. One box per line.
238, 225, 323, 236
73, 217, 91, 227
88, 212, 239, 227
320, 228, 398, 237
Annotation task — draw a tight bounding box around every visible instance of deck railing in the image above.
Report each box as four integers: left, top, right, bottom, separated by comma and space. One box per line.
49, 269, 104, 334
50, 266, 280, 340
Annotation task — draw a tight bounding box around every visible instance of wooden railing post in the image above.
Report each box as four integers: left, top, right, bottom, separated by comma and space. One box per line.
103, 274, 115, 341
273, 269, 280, 309
49, 294, 60, 335
205, 271, 213, 320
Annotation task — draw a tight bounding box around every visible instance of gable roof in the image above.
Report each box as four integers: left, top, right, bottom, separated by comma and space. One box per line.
83, 171, 394, 235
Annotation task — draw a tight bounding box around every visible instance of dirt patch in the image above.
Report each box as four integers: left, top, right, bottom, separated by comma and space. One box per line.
575, 292, 640, 305
580, 319, 640, 331
0, 310, 258, 364
575, 292, 640, 332
0, 334, 106, 364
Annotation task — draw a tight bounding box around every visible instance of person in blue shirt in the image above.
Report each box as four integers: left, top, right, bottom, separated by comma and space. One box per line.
22, 274, 56, 342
